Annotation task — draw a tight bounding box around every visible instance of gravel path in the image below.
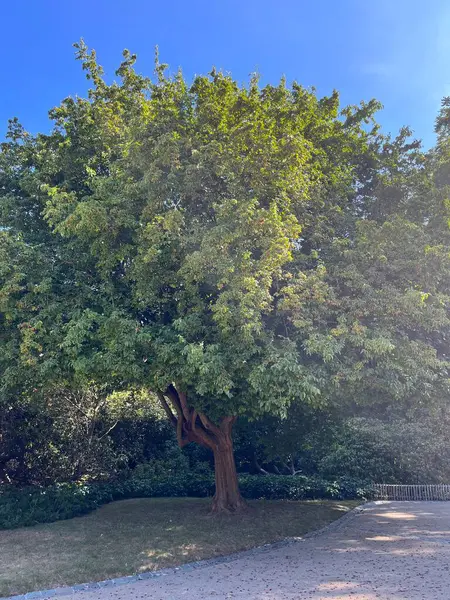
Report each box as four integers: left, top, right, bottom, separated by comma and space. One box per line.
44, 501, 450, 599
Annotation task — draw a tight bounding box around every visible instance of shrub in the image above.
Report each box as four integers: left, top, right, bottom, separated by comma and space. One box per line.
0, 484, 111, 529
238, 475, 370, 500
130, 449, 212, 480
0, 474, 371, 530
318, 417, 450, 484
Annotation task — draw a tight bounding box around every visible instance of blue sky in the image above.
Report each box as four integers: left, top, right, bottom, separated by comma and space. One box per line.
1, 0, 449, 147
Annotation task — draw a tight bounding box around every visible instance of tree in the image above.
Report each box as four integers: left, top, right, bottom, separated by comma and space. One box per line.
234, 403, 336, 476
2, 43, 449, 511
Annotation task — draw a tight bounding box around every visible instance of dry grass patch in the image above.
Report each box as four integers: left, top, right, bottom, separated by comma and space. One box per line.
0, 497, 358, 596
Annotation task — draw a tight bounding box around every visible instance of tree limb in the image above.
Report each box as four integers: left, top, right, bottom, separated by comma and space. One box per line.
289, 456, 302, 476
173, 383, 191, 421
159, 388, 219, 451
254, 455, 270, 475
190, 409, 198, 430
220, 415, 236, 436
191, 409, 218, 450
165, 385, 183, 416
198, 412, 221, 436
282, 461, 291, 474
156, 391, 177, 427
172, 399, 189, 448
98, 420, 119, 440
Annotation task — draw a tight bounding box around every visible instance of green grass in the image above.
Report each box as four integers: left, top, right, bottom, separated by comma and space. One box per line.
0, 497, 358, 597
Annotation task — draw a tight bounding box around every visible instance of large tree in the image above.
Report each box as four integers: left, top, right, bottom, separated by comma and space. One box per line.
2, 43, 450, 511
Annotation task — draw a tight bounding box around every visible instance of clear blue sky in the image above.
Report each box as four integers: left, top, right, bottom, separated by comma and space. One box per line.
1, 0, 449, 147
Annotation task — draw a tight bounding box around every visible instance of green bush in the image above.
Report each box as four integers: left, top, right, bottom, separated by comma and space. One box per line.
318, 417, 450, 484
0, 474, 371, 530
238, 475, 370, 501
130, 451, 212, 480
0, 484, 111, 529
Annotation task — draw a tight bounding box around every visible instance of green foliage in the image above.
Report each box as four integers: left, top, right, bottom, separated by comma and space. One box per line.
238, 474, 368, 501
2, 45, 449, 427
0, 388, 176, 486
319, 416, 450, 484
233, 403, 336, 475
130, 449, 211, 479
2, 45, 450, 503
0, 483, 109, 529
0, 42, 392, 424
0, 475, 369, 530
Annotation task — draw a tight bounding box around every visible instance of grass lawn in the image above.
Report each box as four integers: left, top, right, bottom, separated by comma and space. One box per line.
0, 497, 359, 597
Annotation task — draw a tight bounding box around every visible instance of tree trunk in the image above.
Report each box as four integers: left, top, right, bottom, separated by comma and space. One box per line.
156, 386, 247, 514
211, 433, 247, 513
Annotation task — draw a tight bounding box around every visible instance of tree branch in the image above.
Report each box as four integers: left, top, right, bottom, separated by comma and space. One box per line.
220, 416, 236, 436
190, 409, 198, 430
198, 412, 221, 436
173, 383, 190, 422
159, 388, 220, 451
254, 455, 270, 475
165, 385, 183, 415
289, 456, 302, 476
177, 419, 190, 448
190, 409, 218, 450
282, 461, 291, 474
173, 399, 188, 447
98, 420, 119, 440
60, 392, 90, 418
156, 391, 177, 427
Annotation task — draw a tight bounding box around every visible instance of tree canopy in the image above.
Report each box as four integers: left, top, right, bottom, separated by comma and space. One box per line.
1, 42, 450, 511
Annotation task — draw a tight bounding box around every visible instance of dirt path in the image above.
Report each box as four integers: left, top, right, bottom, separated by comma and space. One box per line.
47, 501, 450, 599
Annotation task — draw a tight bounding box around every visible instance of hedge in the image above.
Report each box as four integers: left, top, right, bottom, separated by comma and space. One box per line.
0, 474, 372, 530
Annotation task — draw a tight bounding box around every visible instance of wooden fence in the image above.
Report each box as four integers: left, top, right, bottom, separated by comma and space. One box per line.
373, 484, 450, 501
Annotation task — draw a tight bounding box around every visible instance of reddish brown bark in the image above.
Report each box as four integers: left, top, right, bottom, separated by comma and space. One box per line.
211, 436, 247, 513
156, 386, 246, 513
